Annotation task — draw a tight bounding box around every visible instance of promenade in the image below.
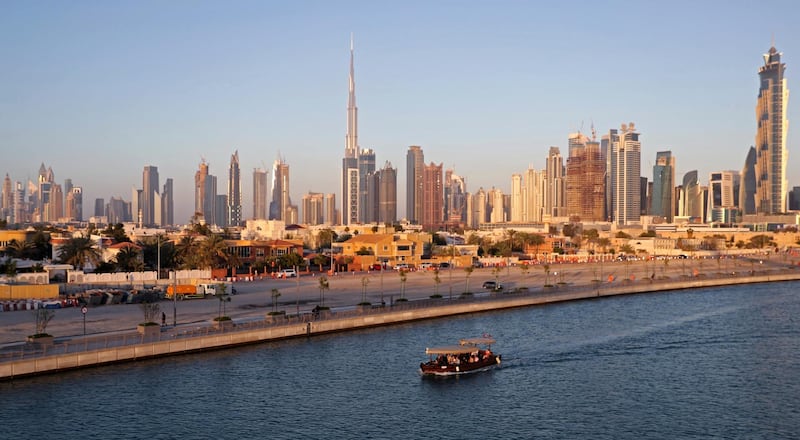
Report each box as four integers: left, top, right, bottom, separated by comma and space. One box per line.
1, 254, 798, 379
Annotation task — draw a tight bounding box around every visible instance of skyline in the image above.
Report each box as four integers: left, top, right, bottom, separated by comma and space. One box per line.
3, 1, 800, 223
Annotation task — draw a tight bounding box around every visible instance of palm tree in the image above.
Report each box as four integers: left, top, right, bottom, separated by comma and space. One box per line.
317, 276, 330, 307
312, 254, 329, 272
115, 245, 144, 272
271, 288, 281, 313
6, 239, 34, 259
399, 269, 408, 299
529, 234, 545, 261
175, 235, 199, 269
543, 264, 551, 287
199, 234, 229, 269
57, 236, 101, 270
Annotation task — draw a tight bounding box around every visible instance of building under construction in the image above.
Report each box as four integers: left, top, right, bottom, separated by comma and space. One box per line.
566, 131, 606, 222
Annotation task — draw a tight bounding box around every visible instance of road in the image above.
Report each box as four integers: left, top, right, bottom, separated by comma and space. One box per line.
0, 252, 791, 345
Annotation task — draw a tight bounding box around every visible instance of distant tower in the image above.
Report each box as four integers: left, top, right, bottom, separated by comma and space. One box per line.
142, 165, 159, 226
378, 161, 397, 224
342, 35, 360, 225
162, 178, 174, 226
227, 150, 242, 227
545, 147, 565, 218
739, 146, 757, 215
611, 123, 642, 225
566, 132, 605, 222
422, 162, 443, 230
358, 148, 376, 223
755, 44, 789, 213
406, 146, 425, 223
270, 157, 294, 222
253, 168, 268, 220
650, 151, 675, 222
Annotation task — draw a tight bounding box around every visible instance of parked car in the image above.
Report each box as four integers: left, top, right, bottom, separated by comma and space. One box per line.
419, 262, 434, 270
278, 269, 297, 278
394, 264, 409, 271
482, 280, 503, 291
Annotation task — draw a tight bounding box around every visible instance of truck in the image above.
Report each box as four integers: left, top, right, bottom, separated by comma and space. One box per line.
165, 284, 205, 300
197, 282, 237, 296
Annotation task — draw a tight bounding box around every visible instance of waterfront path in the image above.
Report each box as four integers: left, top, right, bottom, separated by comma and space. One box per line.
1, 254, 798, 379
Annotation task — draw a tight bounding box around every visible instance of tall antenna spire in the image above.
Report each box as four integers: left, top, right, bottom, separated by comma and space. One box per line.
345, 33, 358, 158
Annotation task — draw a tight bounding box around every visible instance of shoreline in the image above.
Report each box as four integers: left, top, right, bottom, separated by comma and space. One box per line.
1, 271, 799, 380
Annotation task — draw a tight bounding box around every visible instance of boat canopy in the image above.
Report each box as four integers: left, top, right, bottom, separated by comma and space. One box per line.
425, 346, 478, 355
459, 337, 495, 346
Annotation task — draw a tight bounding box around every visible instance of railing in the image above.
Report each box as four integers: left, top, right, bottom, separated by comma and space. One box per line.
1, 267, 797, 364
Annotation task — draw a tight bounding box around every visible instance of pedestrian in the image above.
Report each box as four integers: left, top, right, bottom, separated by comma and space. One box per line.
162, 311, 166, 326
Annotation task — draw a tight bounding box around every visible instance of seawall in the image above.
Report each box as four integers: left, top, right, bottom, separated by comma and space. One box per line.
2, 272, 798, 380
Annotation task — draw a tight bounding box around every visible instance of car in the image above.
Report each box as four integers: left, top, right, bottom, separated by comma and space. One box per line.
394, 264, 409, 271
438, 262, 451, 269
419, 262, 434, 270
278, 269, 297, 278
482, 280, 503, 291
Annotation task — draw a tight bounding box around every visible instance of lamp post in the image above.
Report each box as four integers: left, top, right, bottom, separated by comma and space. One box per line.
156, 235, 160, 287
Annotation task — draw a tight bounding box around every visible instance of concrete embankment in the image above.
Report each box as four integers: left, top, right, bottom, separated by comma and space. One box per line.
2, 272, 798, 380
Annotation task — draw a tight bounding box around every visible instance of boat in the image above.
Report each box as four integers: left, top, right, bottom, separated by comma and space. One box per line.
419, 337, 501, 376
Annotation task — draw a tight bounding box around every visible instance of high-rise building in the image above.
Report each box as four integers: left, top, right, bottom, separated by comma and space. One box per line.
253, 168, 268, 220
611, 123, 642, 225
108, 196, 130, 224
487, 187, 505, 223
545, 147, 565, 218
377, 161, 397, 224
650, 151, 675, 222
131, 186, 141, 225
524, 167, 545, 223
565, 132, 605, 222
680, 170, 702, 219
422, 162, 443, 230
406, 146, 424, 223
467, 188, 487, 229
215, 194, 228, 228
739, 146, 757, 215
162, 178, 174, 226
194, 159, 211, 221
601, 129, 617, 221
358, 148, 376, 223
342, 36, 360, 225
444, 169, 467, 225
755, 45, 789, 213
1, 174, 11, 222
269, 158, 295, 222
325, 193, 337, 225
51, 184, 63, 221
302, 192, 325, 226
510, 174, 523, 222
142, 165, 159, 226
228, 151, 242, 227
94, 198, 105, 218
65, 187, 82, 221
708, 171, 740, 223
789, 186, 800, 211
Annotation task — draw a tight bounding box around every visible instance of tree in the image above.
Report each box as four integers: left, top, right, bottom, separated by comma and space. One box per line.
5, 239, 34, 260
32, 308, 56, 337
317, 276, 329, 307
543, 264, 551, 287
115, 245, 144, 272
57, 236, 101, 270
360, 277, 370, 305
432, 268, 441, 297
528, 234, 545, 260
463, 266, 474, 294
102, 223, 131, 243
271, 288, 281, 313
317, 228, 336, 250
399, 269, 408, 299
355, 246, 373, 256
175, 235, 200, 269
519, 263, 529, 279
312, 254, 329, 272
596, 238, 611, 254
216, 284, 232, 320
199, 234, 229, 269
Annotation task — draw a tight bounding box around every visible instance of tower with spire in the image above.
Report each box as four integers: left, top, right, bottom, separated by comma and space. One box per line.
342, 34, 360, 225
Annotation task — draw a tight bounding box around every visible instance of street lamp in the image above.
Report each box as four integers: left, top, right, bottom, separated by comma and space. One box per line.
171, 270, 177, 327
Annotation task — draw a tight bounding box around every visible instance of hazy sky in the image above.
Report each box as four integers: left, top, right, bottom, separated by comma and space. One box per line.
2, 0, 800, 223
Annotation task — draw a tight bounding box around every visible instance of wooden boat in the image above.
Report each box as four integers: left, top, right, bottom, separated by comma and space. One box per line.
420, 337, 501, 376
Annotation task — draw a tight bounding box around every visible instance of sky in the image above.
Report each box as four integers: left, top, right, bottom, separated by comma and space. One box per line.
2, 0, 800, 223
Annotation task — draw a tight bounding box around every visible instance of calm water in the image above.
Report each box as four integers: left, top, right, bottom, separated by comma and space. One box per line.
2, 282, 799, 439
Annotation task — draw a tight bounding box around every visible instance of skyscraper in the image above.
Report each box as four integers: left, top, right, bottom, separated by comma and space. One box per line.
650, 151, 675, 222
162, 178, 174, 226
708, 171, 740, 222
142, 165, 159, 226
680, 170, 702, 219
739, 146, 757, 215
302, 192, 325, 226
377, 161, 397, 224
66, 187, 82, 221
269, 158, 295, 222
545, 147, 565, 218
194, 160, 210, 223
358, 148, 376, 223
406, 146, 424, 223
342, 36, 360, 225
565, 131, 605, 222
228, 151, 242, 227
510, 174, 523, 222
601, 129, 617, 221
755, 45, 789, 213
1, 174, 11, 222
422, 162, 443, 230
94, 198, 105, 218
611, 123, 641, 225
524, 167, 545, 223
325, 193, 337, 225
444, 169, 467, 225
253, 168, 268, 220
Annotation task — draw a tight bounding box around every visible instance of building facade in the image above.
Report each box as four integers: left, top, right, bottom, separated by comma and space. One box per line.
755, 45, 789, 214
